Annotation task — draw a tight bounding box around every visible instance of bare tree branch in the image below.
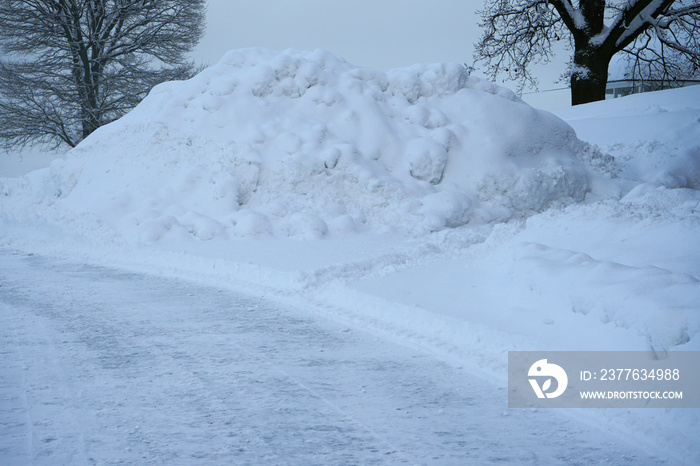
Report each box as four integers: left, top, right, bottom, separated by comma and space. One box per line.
474, 0, 699, 104
0, 0, 206, 150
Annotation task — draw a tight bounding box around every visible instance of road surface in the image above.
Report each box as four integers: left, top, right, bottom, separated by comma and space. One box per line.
0, 250, 660, 464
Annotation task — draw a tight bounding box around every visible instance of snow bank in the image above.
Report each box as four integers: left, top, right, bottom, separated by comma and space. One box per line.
555, 85, 700, 190
1, 58, 699, 463
7, 48, 590, 241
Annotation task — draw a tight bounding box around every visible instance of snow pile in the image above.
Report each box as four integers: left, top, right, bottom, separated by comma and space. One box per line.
555, 85, 700, 191
8, 48, 590, 241
1, 55, 700, 463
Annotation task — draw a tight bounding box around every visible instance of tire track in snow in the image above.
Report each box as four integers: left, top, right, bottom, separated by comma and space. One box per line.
0, 302, 34, 463
0, 295, 92, 464
0, 250, 666, 464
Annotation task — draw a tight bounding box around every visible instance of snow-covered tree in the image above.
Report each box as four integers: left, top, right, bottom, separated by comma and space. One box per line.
474, 0, 700, 105
0, 0, 206, 149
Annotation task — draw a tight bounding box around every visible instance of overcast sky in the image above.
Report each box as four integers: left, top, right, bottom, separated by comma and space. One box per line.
194, 0, 481, 70
193, 0, 570, 107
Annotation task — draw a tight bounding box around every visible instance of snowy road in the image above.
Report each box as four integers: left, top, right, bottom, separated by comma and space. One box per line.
0, 250, 663, 465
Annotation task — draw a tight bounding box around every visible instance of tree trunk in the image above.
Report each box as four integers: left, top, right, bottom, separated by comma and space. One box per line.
81, 79, 101, 139
81, 106, 100, 139
570, 47, 610, 105
78, 55, 101, 139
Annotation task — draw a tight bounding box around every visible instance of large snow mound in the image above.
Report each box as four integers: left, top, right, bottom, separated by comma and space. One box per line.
10, 48, 590, 241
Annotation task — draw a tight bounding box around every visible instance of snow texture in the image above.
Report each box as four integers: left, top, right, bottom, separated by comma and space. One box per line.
1, 49, 699, 464
0, 252, 661, 464
2, 48, 589, 240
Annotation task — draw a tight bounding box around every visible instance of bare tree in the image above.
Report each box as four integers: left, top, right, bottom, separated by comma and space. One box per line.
474, 0, 700, 105
0, 0, 206, 149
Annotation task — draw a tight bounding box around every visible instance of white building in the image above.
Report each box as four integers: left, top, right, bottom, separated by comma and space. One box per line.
605, 55, 700, 99
606, 78, 700, 99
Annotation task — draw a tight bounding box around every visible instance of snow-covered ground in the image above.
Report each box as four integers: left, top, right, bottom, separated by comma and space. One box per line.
2, 251, 661, 464
1, 48, 699, 464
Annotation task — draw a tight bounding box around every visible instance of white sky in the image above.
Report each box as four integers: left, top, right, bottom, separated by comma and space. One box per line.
195, 0, 480, 70
194, 0, 571, 108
